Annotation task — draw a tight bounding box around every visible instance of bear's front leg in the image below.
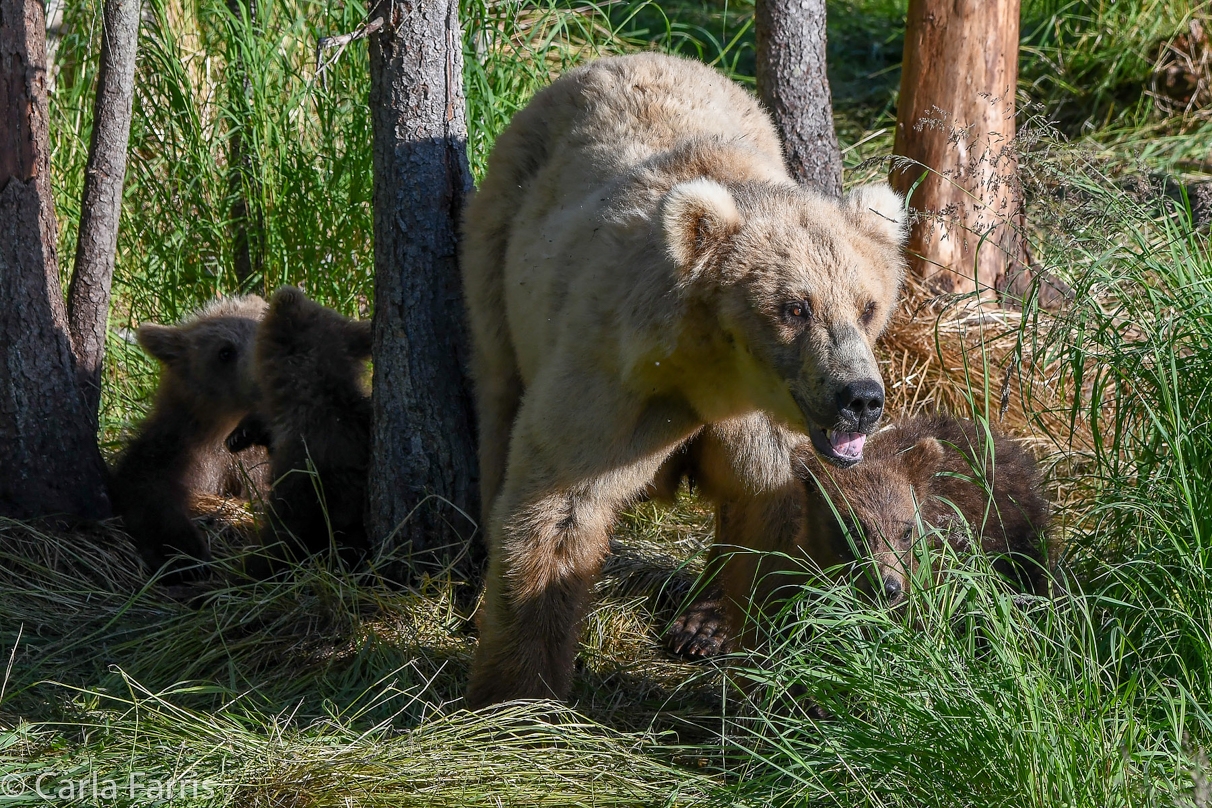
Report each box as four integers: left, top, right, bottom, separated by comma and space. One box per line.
666, 414, 804, 658
466, 379, 698, 707
467, 484, 618, 706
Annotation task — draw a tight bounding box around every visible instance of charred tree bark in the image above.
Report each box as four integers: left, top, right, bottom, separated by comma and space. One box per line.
367, 0, 480, 574
755, 0, 843, 196
0, 0, 111, 520
890, 0, 1026, 297
66, 0, 140, 421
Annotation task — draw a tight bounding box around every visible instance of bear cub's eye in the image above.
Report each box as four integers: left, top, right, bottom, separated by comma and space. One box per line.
217, 345, 237, 363
899, 524, 913, 544
861, 301, 878, 325
783, 299, 813, 322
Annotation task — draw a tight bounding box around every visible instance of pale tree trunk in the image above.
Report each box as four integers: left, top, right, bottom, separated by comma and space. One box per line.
367, 0, 480, 575
755, 0, 843, 196
0, 0, 111, 520
890, 0, 1026, 297
67, 0, 141, 421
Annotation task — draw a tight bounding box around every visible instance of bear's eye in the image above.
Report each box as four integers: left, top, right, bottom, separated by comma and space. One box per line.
900, 524, 913, 544
861, 301, 877, 325
783, 299, 813, 322
217, 345, 237, 363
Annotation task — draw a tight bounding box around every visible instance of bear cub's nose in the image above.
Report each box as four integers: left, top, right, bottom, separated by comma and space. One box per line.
836, 379, 885, 431
882, 576, 903, 603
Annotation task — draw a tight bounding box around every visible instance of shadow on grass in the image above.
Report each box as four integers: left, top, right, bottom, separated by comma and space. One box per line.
0, 497, 726, 740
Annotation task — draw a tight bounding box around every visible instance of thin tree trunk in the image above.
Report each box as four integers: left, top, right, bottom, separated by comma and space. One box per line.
226, 0, 260, 288
67, 0, 141, 421
755, 0, 843, 196
890, 0, 1025, 297
367, 0, 480, 573
0, 0, 111, 520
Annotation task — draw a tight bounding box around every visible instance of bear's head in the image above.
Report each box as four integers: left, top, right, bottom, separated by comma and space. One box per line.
256, 286, 372, 401
796, 434, 943, 606
663, 180, 907, 466
137, 294, 266, 418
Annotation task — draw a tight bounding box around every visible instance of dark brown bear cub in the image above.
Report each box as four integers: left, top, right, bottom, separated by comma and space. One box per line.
108, 295, 270, 580
251, 286, 372, 568
790, 415, 1053, 606
672, 415, 1052, 656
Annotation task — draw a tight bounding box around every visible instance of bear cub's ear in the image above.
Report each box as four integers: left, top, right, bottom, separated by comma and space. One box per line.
662, 178, 742, 276
269, 285, 306, 316
845, 183, 908, 247
900, 436, 944, 484
137, 324, 188, 365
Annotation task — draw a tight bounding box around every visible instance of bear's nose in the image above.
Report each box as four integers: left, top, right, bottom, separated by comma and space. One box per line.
882, 576, 903, 603
836, 379, 884, 430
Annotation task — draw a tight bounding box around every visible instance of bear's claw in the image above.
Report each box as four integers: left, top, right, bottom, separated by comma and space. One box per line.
665, 592, 733, 660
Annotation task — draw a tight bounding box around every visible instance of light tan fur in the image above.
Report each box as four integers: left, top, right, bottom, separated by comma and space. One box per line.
461, 52, 907, 706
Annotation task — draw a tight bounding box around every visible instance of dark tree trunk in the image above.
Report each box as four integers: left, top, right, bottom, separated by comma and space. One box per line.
0, 0, 111, 520
66, 0, 140, 421
367, 0, 480, 573
755, 0, 843, 196
890, 0, 1026, 297
226, 0, 261, 287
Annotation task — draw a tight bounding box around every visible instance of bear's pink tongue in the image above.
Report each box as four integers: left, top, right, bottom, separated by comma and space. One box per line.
829, 430, 866, 460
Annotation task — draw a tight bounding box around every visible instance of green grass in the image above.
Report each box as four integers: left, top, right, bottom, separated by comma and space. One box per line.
15, 0, 1212, 805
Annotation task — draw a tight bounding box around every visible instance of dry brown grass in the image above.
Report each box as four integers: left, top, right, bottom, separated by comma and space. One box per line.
879, 274, 1091, 455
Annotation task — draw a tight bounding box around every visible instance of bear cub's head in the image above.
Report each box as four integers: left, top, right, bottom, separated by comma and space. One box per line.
256, 285, 373, 401
795, 433, 942, 606
137, 294, 266, 417
663, 180, 907, 467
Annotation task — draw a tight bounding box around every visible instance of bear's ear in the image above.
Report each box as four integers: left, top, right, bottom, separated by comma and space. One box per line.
269, 285, 306, 316
661, 179, 742, 277
845, 183, 908, 247
266, 286, 308, 333
136, 324, 187, 365
345, 319, 373, 359
900, 437, 944, 484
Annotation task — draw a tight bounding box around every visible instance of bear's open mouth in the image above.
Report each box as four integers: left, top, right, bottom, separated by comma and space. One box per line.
809, 425, 866, 467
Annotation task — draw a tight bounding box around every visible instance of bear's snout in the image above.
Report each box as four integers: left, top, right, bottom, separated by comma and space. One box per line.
835, 379, 884, 432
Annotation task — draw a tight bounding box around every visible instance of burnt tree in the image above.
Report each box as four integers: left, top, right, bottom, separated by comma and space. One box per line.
367, 0, 479, 571
0, 0, 111, 520
755, 0, 843, 196
890, 0, 1026, 297
66, 0, 141, 420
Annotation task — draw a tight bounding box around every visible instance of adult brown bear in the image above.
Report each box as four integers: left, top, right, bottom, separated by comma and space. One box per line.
461, 52, 908, 706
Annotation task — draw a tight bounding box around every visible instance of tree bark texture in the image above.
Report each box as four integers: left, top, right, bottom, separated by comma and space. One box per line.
755, 0, 843, 196
0, 0, 111, 521
67, 0, 140, 421
890, 0, 1025, 296
367, 0, 480, 571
